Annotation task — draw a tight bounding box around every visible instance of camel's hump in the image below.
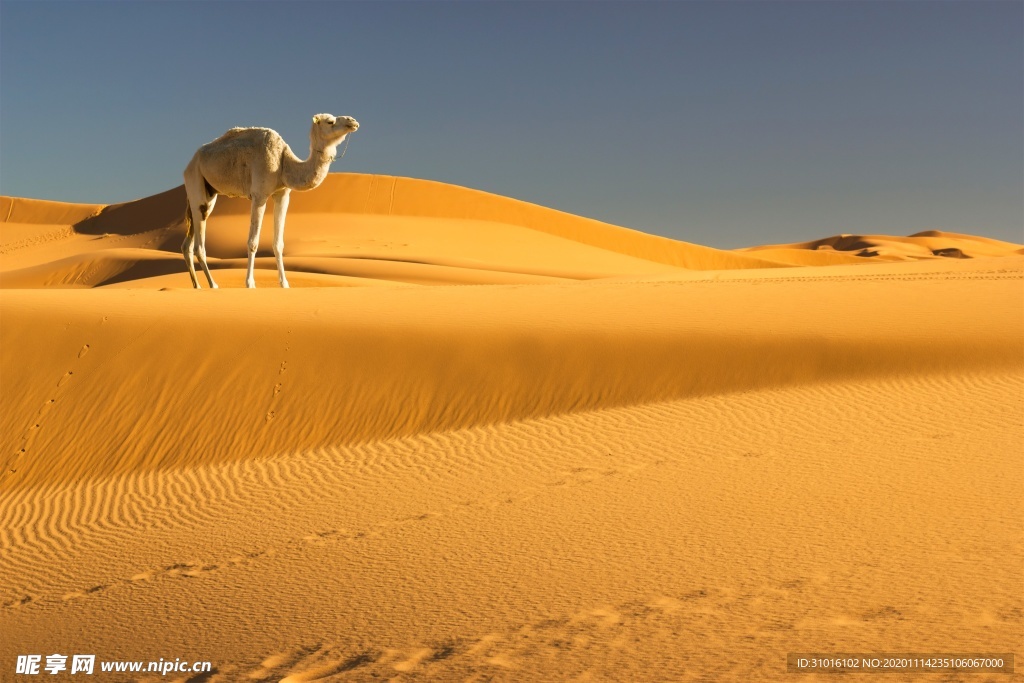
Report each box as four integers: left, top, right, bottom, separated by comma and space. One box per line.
204, 126, 283, 148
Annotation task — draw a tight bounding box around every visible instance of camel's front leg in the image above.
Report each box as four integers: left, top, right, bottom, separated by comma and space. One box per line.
271, 189, 291, 288
183, 197, 200, 288
245, 198, 267, 288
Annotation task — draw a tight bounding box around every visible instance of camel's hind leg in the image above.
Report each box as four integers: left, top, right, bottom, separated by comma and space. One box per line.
181, 197, 200, 289
245, 197, 268, 288
271, 189, 290, 288
195, 194, 218, 288
182, 160, 210, 289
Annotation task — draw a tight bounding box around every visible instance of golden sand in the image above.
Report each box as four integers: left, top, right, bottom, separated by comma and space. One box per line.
1, 175, 1021, 681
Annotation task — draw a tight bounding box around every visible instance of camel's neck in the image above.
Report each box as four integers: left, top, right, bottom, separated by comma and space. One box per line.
281, 138, 342, 192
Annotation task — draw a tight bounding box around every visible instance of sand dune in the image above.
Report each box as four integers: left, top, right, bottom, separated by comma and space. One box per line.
740, 230, 1024, 262
2, 265, 1021, 490
1, 175, 1021, 681
3, 173, 794, 290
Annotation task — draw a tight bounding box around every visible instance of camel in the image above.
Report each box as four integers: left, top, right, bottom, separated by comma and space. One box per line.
182, 113, 359, 288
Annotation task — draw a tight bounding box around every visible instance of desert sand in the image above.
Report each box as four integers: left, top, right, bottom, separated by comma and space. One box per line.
1, 174, 1021, 681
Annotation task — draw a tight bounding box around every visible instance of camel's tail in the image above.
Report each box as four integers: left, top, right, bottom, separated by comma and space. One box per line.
183, 196, 194, 240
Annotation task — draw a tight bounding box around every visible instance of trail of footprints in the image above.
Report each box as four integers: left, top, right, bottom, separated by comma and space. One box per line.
2, 343, 91, 486
301, 462, 636, 547
125, 586, 822, 681
2, 461, 641, 612
0, 554, 269, 609
120, 594, 718, 681
0, 225, 77, 256
4, 315, 154, 486
265, 332, 290, 425
59, 551, 272, 603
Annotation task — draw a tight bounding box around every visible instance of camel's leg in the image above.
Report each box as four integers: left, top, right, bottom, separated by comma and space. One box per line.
195, 195, 218, 289
271, 189, 291, 288
245, 197, 268, 288
181, 200, 200, 289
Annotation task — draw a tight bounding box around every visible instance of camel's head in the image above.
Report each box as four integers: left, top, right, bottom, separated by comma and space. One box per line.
312, 113, 359, 146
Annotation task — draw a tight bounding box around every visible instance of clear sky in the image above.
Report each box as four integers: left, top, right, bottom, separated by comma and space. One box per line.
1, 0, 1021, 248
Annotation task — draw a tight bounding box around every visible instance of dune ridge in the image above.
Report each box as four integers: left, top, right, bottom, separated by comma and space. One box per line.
208, 174, 793, 271
0, 196, 104, 226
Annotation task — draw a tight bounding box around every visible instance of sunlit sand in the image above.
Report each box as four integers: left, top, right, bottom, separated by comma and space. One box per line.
2, 174, 1021, 680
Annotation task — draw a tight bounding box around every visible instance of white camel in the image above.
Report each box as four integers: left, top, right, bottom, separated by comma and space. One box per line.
182, 113, 359, 288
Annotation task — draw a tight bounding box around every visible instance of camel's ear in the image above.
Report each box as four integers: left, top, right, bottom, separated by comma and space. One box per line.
312, 115, 321, 124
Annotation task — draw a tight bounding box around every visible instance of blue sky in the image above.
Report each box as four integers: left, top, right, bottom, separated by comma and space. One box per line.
1, 0, 1020, 248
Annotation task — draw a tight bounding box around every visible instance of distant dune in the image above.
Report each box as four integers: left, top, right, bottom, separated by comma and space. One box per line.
739, 229, 1024, 264
1, 175, 1020, 681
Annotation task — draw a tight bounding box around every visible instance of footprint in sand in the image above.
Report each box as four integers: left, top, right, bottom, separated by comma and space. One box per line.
278, 651, 378, 681
263, 357, 289, 422
63, 585, 108, 601
2, 595, 34, 609
177, 564, 220, 578
393, 648, 434, 672
574, 607, 622, 628
302, 530, 341, 543
862, 605, 902, 621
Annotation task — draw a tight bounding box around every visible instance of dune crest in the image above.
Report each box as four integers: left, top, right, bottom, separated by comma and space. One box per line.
0, 196, 104, 226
